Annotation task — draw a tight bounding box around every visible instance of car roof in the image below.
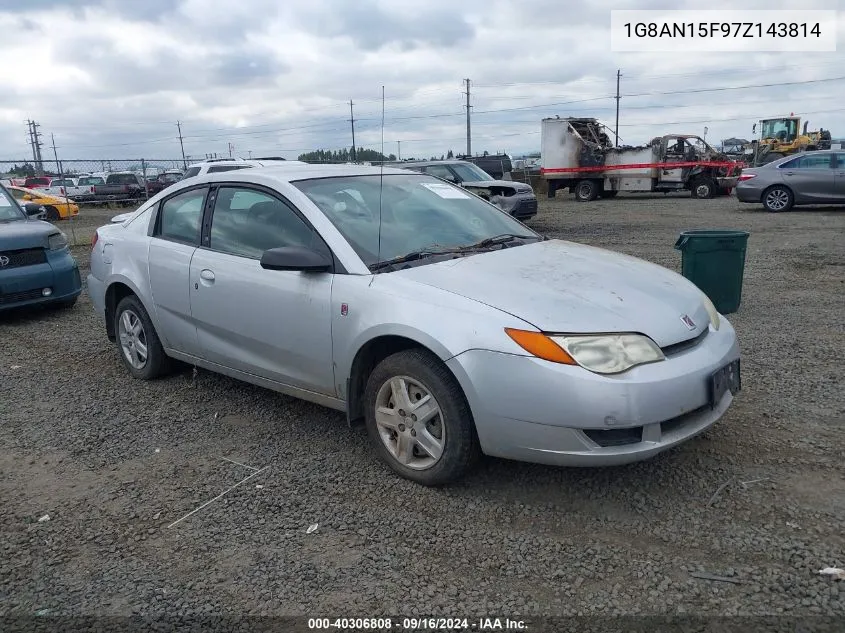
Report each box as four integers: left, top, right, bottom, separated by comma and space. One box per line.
186, 158, 307, 168
385, 160, 475, 167
174, 163, 422, 187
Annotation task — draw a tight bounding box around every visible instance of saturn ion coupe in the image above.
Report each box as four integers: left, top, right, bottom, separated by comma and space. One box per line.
87, 164, 741, 485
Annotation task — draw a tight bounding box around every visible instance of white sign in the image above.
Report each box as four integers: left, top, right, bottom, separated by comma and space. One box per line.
611, 10, 837, 52
421, 183, 470, 199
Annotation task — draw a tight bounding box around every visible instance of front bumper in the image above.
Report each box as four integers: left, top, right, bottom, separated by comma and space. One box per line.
0, 249, 82, 310
446, 319, 740, 467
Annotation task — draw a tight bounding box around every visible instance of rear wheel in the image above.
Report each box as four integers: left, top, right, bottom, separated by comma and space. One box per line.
114, 295, 172, 379
762, 186, 794, 212
574, 179, 599, 202
364, 349, 480, 486
44, 206, 60, 221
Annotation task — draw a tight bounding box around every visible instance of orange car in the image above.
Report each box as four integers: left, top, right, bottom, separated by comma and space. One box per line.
6, 186, 79, 221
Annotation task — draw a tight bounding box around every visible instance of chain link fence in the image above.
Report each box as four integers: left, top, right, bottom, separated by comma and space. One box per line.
1, 158, 187, 206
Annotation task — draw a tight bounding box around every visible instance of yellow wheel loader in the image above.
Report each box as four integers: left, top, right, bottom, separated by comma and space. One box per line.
750, 115, 832, 166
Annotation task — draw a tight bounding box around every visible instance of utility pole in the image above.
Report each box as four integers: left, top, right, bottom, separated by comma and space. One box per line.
26, 120, 45, 175
349, 99, 356, 162
397, 140, 401, 160
464, 79, 472, 156
614, 69, 621, 147
176, 121, 187, 169
228, 142, 234, 158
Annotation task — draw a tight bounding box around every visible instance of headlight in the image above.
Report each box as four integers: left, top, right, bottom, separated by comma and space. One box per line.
505, 329, 665, 374
48, 231, 68, 250
702, 294, 720, 331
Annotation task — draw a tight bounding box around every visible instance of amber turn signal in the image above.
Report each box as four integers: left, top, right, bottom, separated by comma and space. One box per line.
504, 328, 577, 365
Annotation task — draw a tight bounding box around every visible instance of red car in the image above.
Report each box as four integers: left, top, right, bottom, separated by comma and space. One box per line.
23, 176, 52, 189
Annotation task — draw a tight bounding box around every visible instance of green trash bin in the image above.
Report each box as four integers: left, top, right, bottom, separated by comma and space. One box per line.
673, 229, 749, 315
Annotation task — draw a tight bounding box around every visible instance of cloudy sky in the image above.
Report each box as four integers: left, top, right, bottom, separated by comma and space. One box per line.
1, 0, 843, 164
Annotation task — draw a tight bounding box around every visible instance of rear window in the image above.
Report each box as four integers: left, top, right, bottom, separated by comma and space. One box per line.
107, 174, 139, 185
52, 179, 74, 186
78, 177, 105, 185
25, 177, 50, 187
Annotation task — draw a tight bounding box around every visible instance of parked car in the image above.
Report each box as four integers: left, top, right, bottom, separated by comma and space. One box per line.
93, 172, 146, 202
87, 164, 740, 485
0, 183, 81, 311
180, 158, 306, 180
735, 150, 845, 212
459, 153, 513, 180
43, 177, 83, 199
7, 186, 79, 221
144, 170, 184, 196
23, 176, 52, 190
75, 175, 106, 202
387, 160, 538, 220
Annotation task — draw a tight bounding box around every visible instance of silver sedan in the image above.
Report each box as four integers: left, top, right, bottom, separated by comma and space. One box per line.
87, 164, 741, 485
736, 150, 845, 212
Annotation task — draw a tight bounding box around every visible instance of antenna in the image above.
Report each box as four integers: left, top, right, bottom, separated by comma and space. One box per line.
371, 85, 385, 283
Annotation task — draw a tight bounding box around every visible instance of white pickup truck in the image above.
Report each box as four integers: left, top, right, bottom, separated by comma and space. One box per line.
42, 177, 83, 199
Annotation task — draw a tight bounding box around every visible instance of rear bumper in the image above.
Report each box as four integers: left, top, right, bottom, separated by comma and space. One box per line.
0, 250, 82, 310
735, 184, 764, 203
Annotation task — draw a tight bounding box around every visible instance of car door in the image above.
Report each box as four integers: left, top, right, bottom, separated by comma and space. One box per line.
778, 153, 835, 202
834, 153, 845, 201
188, 185, 336, 395
147, 186, 207, 356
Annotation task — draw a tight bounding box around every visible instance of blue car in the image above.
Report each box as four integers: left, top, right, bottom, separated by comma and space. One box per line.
0, 183, 82, 311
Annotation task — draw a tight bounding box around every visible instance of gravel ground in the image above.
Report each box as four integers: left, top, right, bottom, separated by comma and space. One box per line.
1, 194, 843, 624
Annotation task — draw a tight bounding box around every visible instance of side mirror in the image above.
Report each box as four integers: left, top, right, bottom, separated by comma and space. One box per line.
260, 246, 332, 272
24, 203, 45, 217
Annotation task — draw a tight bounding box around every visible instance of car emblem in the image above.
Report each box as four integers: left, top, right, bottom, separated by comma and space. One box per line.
681, 314, 696, 330
0, 255, 9, 267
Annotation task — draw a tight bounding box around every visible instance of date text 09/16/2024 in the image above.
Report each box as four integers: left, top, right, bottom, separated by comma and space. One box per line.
307, 617, 527, 630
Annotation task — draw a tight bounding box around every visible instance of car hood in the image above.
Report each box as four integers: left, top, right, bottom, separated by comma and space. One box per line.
462, 179, 533, 192
0, 219, 58, 250
392, 239, 711, 348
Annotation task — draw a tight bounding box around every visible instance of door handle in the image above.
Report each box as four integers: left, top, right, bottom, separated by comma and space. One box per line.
200, 269, 215, 282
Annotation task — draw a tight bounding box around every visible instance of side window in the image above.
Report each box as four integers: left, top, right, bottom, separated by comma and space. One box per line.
783, 154, 831, 169
9, 188, 25, 200
835, 153, 845, 168
208, 187, 324, 259
182, 167, 201, 178
423, 164, 456, 181
155, 188, 206, 244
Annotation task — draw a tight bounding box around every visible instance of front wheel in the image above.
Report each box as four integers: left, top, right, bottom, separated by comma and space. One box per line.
364, 349, 480, 486
690, 177, 716, 199
762, 186, 794, 212
114, 295, 172, 379
45, 206, 61, 221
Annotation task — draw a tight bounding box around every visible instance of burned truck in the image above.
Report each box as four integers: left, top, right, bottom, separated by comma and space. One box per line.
540, 117, 741, 201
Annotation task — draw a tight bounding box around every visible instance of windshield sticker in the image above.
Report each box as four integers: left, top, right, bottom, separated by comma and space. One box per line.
421, 182, 470, 199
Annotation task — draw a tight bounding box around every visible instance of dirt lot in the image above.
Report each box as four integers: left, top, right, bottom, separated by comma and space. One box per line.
1, 193, 843, 623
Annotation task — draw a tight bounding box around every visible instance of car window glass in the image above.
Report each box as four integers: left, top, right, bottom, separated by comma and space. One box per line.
209, 187, 322, 259
423, 165, 455, 180
207, 165, 252, 173
157, 188, 206, 244
9, 188, 25, 200
784, 154, 831, 169
835, 153, 845, 167
183, 167, 201, 178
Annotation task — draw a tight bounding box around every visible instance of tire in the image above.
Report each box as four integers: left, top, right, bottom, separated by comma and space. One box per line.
363, 349, 480, 486
602, 190, 619, 198
113, 295, 172, 380
690, 177, 716, 199
45, 206, 61, 221
574, 179, 599, 202
762, 185, 794, 212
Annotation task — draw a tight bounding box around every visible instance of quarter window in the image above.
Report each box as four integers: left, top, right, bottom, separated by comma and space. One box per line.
207, 165, 252, 174
156, 188, 206, 244
208, 187, 323, 259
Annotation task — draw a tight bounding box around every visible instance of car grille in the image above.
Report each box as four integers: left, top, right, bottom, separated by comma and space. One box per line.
514, 198, 538, 216
0, 247, 47, 269
583, 427, 643, 447
662, 328, 709, 356
0, 288, 44, 305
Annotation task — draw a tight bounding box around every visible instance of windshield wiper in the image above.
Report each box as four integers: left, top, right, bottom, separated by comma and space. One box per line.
369, 248, 463, 272
459, 233, 537, 250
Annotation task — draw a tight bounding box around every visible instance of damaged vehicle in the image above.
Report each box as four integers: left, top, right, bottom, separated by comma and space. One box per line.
390, 160, 538, 220
541, 117, 742, 201
87, 164, 740, 486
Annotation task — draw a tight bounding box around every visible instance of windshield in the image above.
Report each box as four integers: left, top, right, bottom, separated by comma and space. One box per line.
761, 119, 798, 142
0, 186, 25, 222
292, 174, 538, 268
450, 163, 493, 182
78, 177, 105, 185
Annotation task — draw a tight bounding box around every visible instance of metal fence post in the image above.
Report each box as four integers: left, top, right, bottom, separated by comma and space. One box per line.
141, 158, 150, 202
